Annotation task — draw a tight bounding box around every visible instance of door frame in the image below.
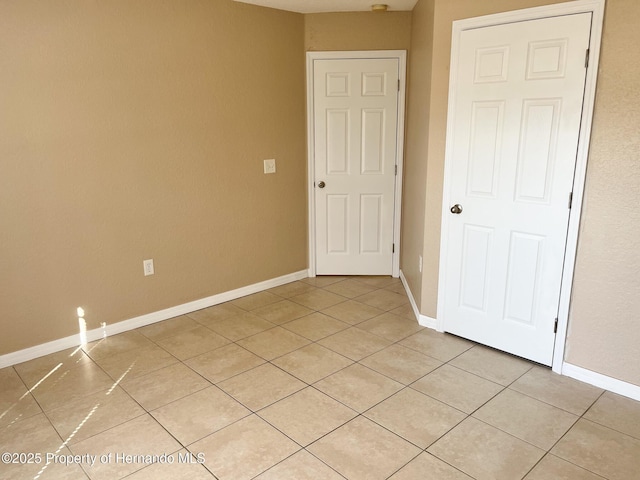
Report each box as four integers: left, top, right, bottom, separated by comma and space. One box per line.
437, 0, 605, 373
306, 50, 407, 278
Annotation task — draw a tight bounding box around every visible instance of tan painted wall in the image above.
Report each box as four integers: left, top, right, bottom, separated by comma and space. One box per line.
401, 0, 434, 307
0, 0, 306, 355
304, 12, 412, 51
565, 0, 640, 384
406, 0, 640, 386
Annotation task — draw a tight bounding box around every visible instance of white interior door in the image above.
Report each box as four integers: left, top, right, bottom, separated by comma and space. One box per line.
312, 57, 400, 275
441, 13, 592, 365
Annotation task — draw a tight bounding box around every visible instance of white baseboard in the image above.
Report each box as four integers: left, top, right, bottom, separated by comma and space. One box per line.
399, 270, 437, 329
562, 362, 640, 401
0, 270, 309, 369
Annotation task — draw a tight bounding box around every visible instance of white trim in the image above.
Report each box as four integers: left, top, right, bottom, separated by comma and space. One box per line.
306, 50, 407, 278
0, 270, 308, 369
400, 270, 437, 329
552, 0, 605, 374
392, 52, 408, 278
418, 315, 438, 329
562, 362, 640, 401
436, 0, 605, 371
306, 54, 318, 278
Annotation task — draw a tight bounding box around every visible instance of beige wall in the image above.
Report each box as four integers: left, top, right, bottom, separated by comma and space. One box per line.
304, 12, 412, 51
405, 0, 640, 386
0, 0, 306, 355
400, 0, 434, 307
3, 0, 638, 389
565, 0, 640, 384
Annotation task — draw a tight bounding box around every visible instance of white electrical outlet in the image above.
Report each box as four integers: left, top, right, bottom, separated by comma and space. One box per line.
263, 159, 276, 174
143, 259, 154, 276
418, 255, 423, 273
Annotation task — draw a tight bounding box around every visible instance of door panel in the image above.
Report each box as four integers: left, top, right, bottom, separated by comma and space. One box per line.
442, 13, 592, 365
313, 58, 399, 275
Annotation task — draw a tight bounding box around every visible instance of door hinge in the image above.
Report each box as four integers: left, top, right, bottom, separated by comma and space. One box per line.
392, 243, 395, 253
568, 192, 573, 209
554, 318, 558, 333
585, 48, 590, 68
397, 79, 400, 91
395, 165, 398, 176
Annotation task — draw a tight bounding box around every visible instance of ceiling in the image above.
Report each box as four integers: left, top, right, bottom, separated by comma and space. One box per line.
233, 0, 418, 14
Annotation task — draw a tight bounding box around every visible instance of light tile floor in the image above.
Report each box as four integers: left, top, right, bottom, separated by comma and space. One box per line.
2, 276, 640, 479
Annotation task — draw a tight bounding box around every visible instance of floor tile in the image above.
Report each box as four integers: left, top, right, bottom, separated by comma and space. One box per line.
121, 363, 211, 410
322, 278, 377, 298
13, 347, 93, 388
583, 391, 640, 440
473, 389, 578, 450
0, 413, 63, 460
318, 327, 392, 361
189, 415, 299, 480
70, 414, 182, 480
551, 418, 640, 480
91, 343, 180, 380
360, 344, 442, 385
137, 315, 200, 341
186, 302, 247, 325
154, 325, 229, 361
185, 344, 265, 383
314, 363, 403, 412
271, 343, 353, 384
126, 450, 214, 479
385, 281, 409, 295
0, 366, 26, 391
0, 420, 87, 480
308, 416, 421, 480
218, 363, 305, 411
255, 450, 344, 480
5, 455, 88, 480
524, 454, 604, 480
46, 386, 145, 445
236, 327, 310, 360
7, 278, 640, 480
267, 281, 318, 298
250, 299, 314, 324
365, 388, 466, 448
201, 311, 275, 341
400, 329, 473, 362
83, 331, 156, 362
389, 303, 418, 321
510, 366, 604, 415
388, 452, 473, 480
321, 299, 385, 325
356, 312, 423, 342
0, 368, 42, 428
354, 289, 409, 311
411, 364, 503, 414
281, 312, 349, 341
353, 275, 401, 289
301, 276, 347, 287
151, 386, 250, 445
29, 361, 115, 412
232, 291, 282, 311
259, 386, 356, 445
290, 289, 347, 310
427, 417, 544, 480
449, 345, 533, 386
